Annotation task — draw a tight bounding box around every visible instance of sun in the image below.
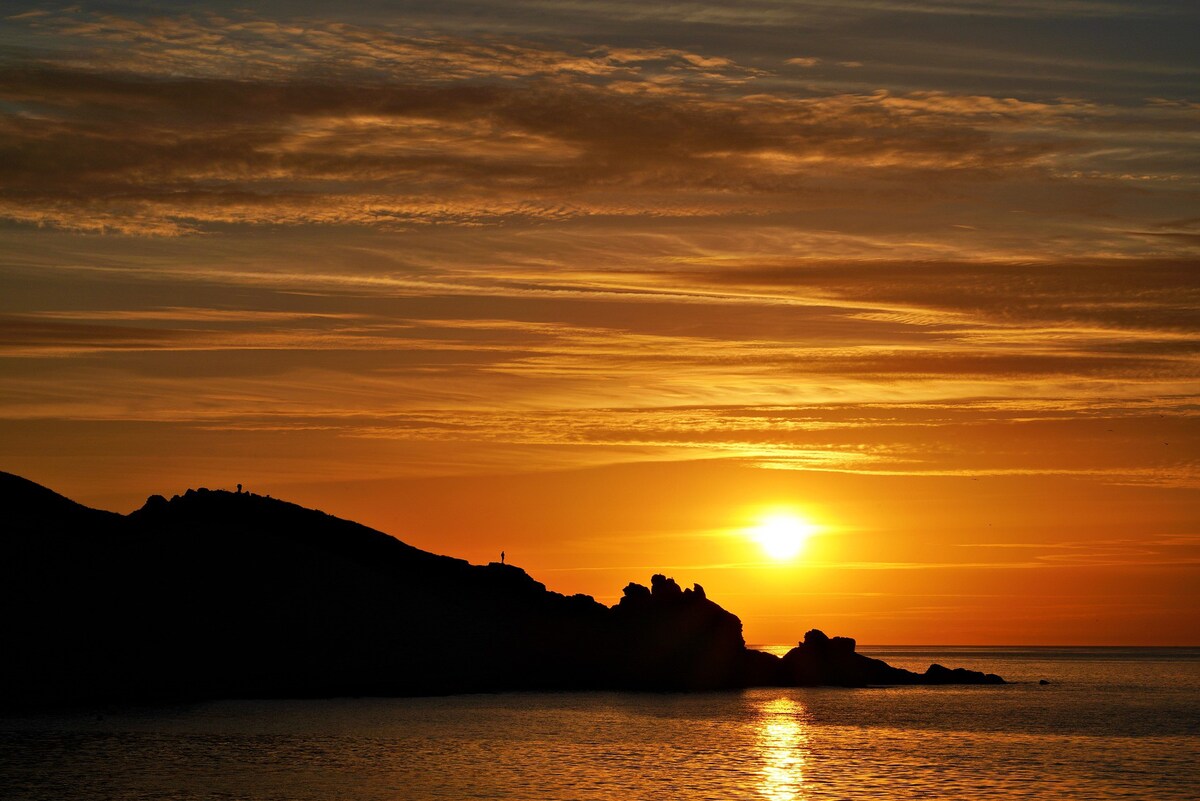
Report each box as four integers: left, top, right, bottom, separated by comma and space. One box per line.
751, 513, 817, 561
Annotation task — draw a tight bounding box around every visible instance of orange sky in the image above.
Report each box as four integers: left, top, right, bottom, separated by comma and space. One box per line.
1, 1, 1197, 644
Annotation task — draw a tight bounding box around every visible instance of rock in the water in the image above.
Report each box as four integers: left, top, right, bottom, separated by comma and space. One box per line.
923, 663, 1005, 685
780, 631, 1005, 687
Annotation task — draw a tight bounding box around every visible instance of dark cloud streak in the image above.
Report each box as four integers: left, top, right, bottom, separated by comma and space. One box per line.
3, 8, 1195, 237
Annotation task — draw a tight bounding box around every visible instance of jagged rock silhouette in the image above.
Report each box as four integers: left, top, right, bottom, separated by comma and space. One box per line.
0, 472, 1003, 709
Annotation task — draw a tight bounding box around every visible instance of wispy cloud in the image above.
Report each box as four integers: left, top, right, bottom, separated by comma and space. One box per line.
1, 8, 1195, 243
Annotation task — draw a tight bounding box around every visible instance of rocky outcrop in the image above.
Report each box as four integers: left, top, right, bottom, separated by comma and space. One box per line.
609, 575, 747, 690
921, 663, 1005, 685
780, 629, 1004, 687
0, 471, 1004, 708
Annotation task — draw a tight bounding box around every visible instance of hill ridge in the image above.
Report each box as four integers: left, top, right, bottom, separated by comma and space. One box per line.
0, 472, 1003, 709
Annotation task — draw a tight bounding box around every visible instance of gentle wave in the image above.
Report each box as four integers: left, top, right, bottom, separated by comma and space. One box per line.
2, 648, 1198, 800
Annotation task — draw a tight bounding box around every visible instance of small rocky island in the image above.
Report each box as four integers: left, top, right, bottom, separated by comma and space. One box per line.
0, 471, 1002, 709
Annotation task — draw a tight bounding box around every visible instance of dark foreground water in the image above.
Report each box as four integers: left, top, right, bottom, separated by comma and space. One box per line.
2, 647, 1198, 800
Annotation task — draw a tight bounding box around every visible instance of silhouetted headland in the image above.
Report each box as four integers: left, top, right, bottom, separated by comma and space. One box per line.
0, 472, 1003, 708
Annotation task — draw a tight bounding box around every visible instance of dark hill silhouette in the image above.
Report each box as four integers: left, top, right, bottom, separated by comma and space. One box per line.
0, 472, 1002, 708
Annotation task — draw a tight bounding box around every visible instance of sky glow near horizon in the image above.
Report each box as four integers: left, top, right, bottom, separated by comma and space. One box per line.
1, 0, 1197, 644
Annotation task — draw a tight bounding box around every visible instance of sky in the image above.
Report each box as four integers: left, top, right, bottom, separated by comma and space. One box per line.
1, 0, 1197, 644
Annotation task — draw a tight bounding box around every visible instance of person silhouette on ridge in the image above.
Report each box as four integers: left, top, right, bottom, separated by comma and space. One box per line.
501, 550, 505, 565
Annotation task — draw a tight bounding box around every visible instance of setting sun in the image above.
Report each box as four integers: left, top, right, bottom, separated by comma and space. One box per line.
751, 513, 817, 561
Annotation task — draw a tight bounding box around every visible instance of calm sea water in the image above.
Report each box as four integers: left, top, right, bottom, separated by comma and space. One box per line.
2, 647, 1197, 800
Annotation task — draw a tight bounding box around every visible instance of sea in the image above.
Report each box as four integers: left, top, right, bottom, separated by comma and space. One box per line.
2, 647, 1197, 800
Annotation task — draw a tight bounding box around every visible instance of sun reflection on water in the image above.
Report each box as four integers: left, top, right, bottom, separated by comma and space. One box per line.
756, 696, 809, 801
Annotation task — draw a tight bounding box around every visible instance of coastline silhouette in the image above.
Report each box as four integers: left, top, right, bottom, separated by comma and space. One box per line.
0, 471, 1003, 709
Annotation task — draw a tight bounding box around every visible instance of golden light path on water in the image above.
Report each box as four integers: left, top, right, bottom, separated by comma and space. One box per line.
756, 697, 809, 801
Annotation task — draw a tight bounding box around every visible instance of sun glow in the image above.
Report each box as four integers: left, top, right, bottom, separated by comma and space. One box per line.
751, 512, 817, 561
